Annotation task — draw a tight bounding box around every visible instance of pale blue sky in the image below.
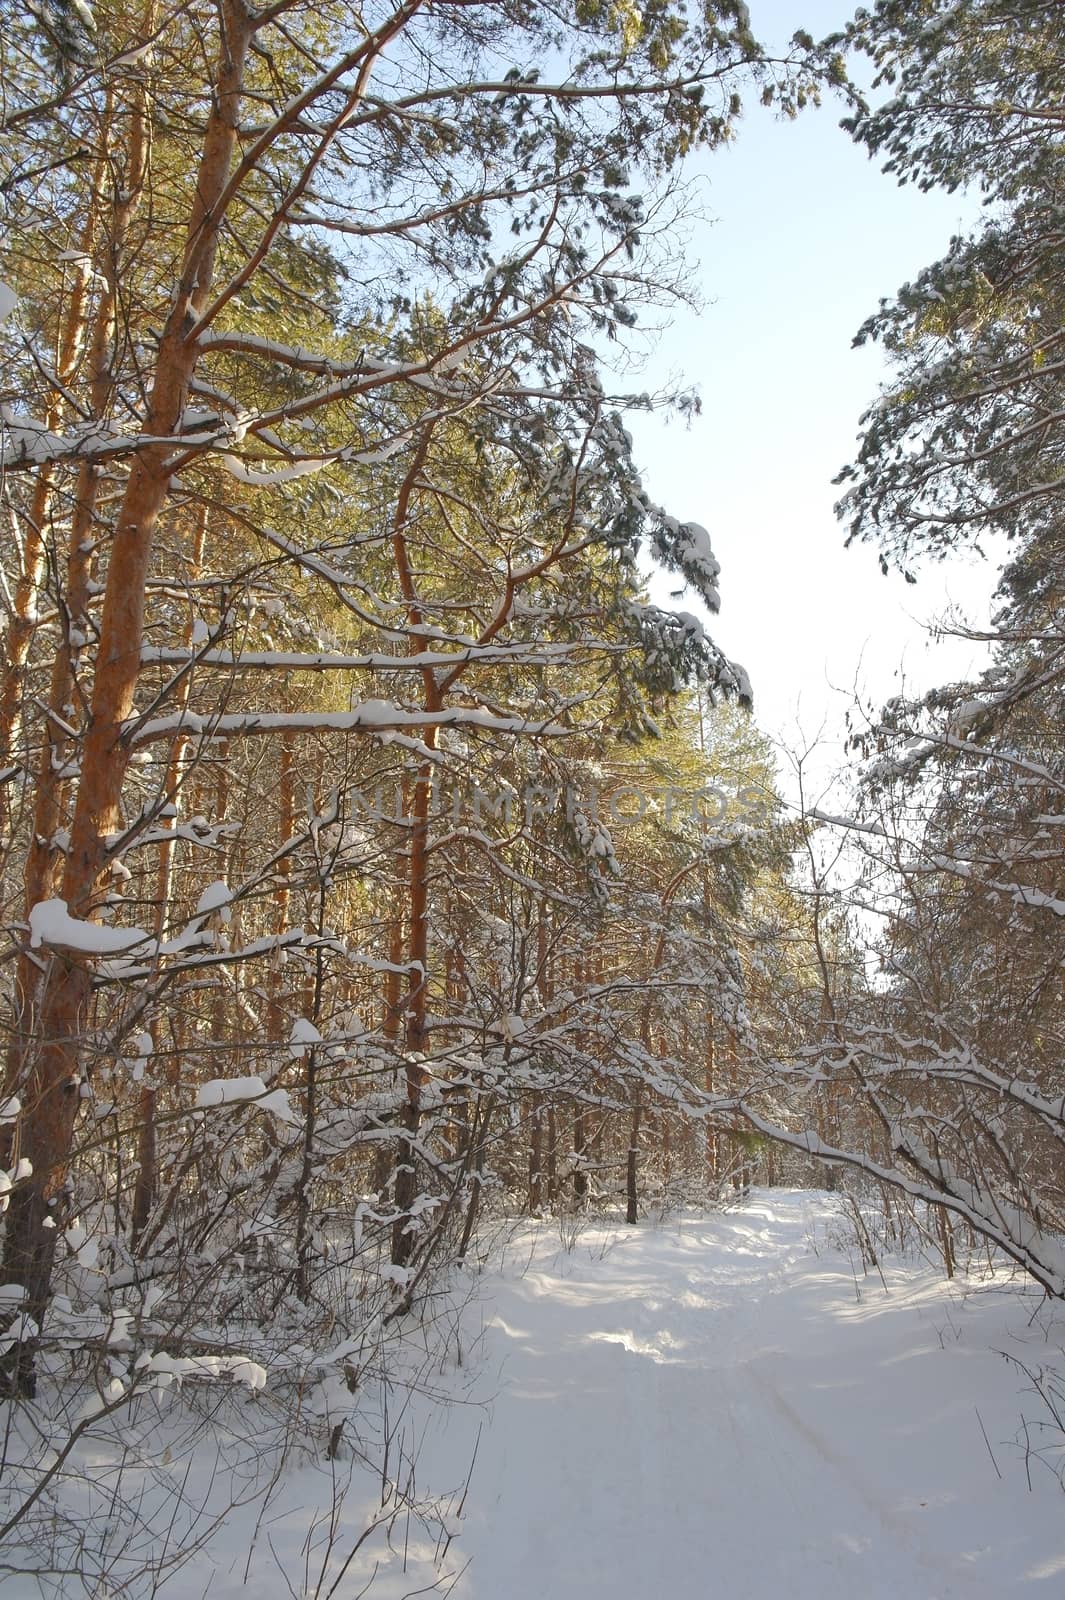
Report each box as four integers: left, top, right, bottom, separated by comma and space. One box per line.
633, 0, 997, 798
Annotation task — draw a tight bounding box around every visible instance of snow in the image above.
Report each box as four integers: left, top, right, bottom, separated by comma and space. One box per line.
28, 898, 150, 954
995, 880, 1065, 917
416, 1192, 1065, 1600
142, 642, 589, 671
143, 1352, 268, 1392
675, 519, 720, 585
194, 878, 232, 921
64, 1222, 98, 1269
11, 1192, 1065, 1598
0, 281, 16, 325
194, 1076, 296, 1122
0, 409, 65, 465
220, 452, 326, 487
0, 1314, 39, 1360
130, 700, 570, 747
288, 1016, 323, 1055
810, 808, 889, 837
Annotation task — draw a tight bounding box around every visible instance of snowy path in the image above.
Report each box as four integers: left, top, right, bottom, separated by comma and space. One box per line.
428, 1192, 1065, 1600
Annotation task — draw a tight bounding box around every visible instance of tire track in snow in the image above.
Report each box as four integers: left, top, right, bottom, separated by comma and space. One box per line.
446, 1195, 1058, 1600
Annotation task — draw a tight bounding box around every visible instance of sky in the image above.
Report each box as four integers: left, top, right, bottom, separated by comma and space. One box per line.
630, 0, 999, 804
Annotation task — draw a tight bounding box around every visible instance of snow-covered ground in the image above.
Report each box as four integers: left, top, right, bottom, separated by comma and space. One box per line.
419, 1190, 1065, 1600
8, 1190, 1065, 1599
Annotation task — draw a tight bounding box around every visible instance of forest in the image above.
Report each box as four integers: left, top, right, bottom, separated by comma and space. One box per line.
1, 0, 1064, 1593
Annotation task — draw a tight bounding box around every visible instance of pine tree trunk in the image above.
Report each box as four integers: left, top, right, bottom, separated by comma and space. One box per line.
529, 1095, 543, 1214
391, 749, 435, 1267
296, 869, 328, 1302
268, 733, 296, 1041
1, 3, 253, 1392
389, 440, 437, 1269
705, 1026, 718, 1188
1, 71, 155, 1161
0, 231, 92, 814
626, 1091, 642, 1225
131, 506, 208, 1244
546, 1104, 557, 1204
573, 1111, 588, 1206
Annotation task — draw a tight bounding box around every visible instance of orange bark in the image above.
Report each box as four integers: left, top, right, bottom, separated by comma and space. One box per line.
132, 505, 208, 1242
1, 3, 253, 1385
267, 734, 297, 1042
0, 245, 93, 808
390, 441, 438, 1266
